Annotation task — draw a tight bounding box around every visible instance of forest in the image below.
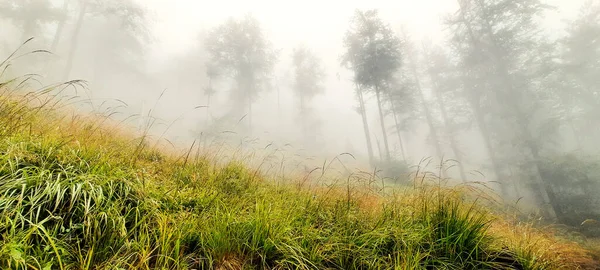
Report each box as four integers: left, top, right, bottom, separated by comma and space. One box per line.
1, 0, 600, 269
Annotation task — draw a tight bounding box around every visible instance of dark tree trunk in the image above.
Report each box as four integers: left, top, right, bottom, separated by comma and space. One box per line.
357, 85, 375, 167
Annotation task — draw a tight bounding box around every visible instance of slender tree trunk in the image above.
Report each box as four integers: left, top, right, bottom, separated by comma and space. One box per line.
455, 0, 512, 196
471, 101, 509, 195
375, 135, 383, 161
398, 40, 444, 169
51, 0, 70, 52
63, 0, 87, 81
423, 54, 468, 182
435, 92, 468, 182
474, 0, 560, 219
503, 92, 560, 218
388, 95, 407, 160
44, 0, 70, 75
206, 78, 212, 127
408, 61, 444, 165
357, 85, 375, 167
202, 83, 211, 148
375, 85, 391, 161
399, 31, 444, 167
300, 94, 307, 145
530, 141, 562, 220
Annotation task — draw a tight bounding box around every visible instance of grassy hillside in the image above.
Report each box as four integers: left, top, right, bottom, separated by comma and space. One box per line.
0, 84, 599, 269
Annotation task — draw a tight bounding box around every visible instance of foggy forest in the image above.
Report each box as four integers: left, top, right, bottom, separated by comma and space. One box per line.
1, 0, 600, 269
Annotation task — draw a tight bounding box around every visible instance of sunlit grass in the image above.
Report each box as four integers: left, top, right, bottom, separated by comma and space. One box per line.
1, 50, 598, 269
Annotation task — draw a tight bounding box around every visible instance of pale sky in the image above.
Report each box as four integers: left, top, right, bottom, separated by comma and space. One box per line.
130, 0, 586, 164
141, 0, 456, 60
142, 0, 584, 58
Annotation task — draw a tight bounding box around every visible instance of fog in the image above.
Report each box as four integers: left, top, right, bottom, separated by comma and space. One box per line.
2, 0, 599, 224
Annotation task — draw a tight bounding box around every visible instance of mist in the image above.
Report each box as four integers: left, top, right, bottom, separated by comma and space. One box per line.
1, 0, 599, 225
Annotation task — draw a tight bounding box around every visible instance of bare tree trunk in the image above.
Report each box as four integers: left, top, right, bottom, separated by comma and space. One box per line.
357, 85, 375, 167
206, 78, 212, 127
300, 94, 307, 145
400, 33, 444, 169
435, 92, 468, 182
204, 92, 211, 142
423, 53, 468, 182
408, 61, 444, 164
375, 85, 391, 162
201, 85, 211, 148
471, 102, 508, 195
375, 135, 383, 161
389, 96, 407, 160
51, 0, 70, 52
455, 0, 511, 197
63, 0, 87, 81
474, 0, 560, 219
43, 0, 71, 75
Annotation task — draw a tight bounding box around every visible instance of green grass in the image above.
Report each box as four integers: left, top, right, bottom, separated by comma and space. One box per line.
0, 55, 598, 269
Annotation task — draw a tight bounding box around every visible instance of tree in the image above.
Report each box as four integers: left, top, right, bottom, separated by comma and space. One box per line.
559, 0, 600, 151
352, 82, 376, 167
384, 73, 417, 161
445, 1, 508, 194
0, 0, 65, 43
342, 9, 402, 163
62, 0, 149, 80
291, 45, 326, 148
422, 44, 469, 182
396, 34, 446, 172
204, 62, 219, 126
205, 14, 277, 133
446, 0, 563, 219
50, 0, 71, 53
0, 0, 66, 73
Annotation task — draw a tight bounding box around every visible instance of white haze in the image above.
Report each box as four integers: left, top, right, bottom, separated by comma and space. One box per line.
0, 0, 591, 193
139, 0, 586, 171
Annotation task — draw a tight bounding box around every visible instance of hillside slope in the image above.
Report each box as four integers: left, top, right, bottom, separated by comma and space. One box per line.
0, 85, 598, 269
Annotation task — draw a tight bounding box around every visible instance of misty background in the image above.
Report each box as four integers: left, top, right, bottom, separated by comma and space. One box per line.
1, 0, 599, 225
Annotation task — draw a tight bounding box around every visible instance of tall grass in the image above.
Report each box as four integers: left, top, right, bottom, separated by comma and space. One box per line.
0, 47, 598, 269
